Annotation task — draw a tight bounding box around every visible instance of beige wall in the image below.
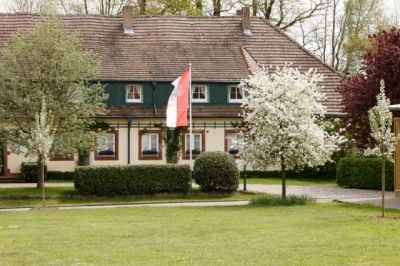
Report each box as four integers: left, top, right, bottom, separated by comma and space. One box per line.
4, 118, 244, 174
7, 146, 75, 174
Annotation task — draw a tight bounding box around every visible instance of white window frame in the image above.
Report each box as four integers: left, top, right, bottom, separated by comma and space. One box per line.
97, 133, 116, 158
228, 85, 244, 103
185, 133, 202, 154
126, 84, 143, 103
226, 133, 239, 154
141, 133, 159, 156
191, 85, 209, 103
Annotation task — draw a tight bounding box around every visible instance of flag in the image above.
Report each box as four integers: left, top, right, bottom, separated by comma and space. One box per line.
166, 69, 190, 127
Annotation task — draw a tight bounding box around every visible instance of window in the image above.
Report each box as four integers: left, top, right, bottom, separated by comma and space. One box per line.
95, 131, 119, 160
183, 131, 205, 159
192, 85, 208, 103
139, 130, 162, 160
225, 130, 240, 157
228, 85, 244, 103
126, 84, 142, 103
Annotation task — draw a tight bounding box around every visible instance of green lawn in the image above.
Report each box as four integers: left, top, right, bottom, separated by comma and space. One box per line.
241, 177, 336, 186
0, 203, 399, 265
0, 187, 260, 208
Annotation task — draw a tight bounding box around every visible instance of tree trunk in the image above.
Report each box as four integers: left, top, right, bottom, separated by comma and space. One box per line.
196, 0, 203, 13
381, 153, 385, 218
37, 156, 46, 207
281, 155, 286, 199
213, 0, 221, 16
139, 0, 147, 15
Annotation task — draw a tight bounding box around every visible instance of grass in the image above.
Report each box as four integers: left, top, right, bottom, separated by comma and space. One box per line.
0, 203, 400, 265
250, 194, 315, 206
0, 187, 260, 208
241, 177, 336, 186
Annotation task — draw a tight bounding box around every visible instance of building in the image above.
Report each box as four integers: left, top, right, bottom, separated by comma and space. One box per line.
0, 7, 342, 178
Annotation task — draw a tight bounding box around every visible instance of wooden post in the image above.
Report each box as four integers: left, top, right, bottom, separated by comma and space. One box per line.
394, 118, 400, 197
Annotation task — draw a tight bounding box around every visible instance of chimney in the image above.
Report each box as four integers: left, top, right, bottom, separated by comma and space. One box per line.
241, 6, 251, 36
122, 6, 134, 35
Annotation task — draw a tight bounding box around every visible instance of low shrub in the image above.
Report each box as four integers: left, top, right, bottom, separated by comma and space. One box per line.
250, 194, 315, 206
241, 162, 337, 180
193, 151, 239, 192
47, 171, 75, 181
336, 157, 394, 190
21, 162, 47, 183
75, 164, 191, 195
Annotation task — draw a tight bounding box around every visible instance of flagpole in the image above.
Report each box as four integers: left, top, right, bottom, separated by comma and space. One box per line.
189, 63, 193, 168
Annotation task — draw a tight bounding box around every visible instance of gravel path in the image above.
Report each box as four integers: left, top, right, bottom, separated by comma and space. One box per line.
246, 184, 392, 201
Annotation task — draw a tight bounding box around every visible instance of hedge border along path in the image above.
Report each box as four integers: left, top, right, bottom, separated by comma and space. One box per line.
74, 165, 191, 195
336, 157, 394, 190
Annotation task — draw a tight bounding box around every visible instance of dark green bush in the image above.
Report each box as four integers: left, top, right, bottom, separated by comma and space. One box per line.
47, 171, 75, 181
250, 194, 315, 206
193, 151, 239, 192
21, 162, 47, 183
75, 165, 191, 195
241, 162, 337, 180
336, 157, 394, 190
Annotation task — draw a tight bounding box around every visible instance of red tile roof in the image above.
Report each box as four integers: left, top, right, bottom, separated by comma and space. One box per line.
0, 13, 343, 115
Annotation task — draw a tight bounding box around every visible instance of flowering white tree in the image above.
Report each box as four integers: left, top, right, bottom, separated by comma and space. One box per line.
20, 98, 56, 206
239, 66, 343, 199
365, 80, 397, 218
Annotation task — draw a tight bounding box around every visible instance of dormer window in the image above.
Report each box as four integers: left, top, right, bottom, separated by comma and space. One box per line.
192, 85, 208, 103
126, 84, 142, 103
228, 85, 243, 103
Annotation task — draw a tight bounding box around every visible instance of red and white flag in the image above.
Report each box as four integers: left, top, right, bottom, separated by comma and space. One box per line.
166, 69, 190, 127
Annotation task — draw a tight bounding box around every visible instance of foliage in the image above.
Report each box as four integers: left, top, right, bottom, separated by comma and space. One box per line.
21, 162, 48, 183
338, 28, 400, 147
238, 66, 343, 198
154, 123, 185, 164
193, 151, 239, 192
0, 16, 106, 154
250, 194, 315, 206
47, 171, 75, 181
364, 80, 397, 159
242, 162, 337, 180
75, 165, 191, 195
336, 157, 394, 190
0, 16, 106, 186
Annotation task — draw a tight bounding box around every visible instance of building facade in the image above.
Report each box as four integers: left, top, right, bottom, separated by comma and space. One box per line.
0, 7, 342, 177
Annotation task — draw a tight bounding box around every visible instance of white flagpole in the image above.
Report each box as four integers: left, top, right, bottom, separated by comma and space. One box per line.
189, 63, 193, 167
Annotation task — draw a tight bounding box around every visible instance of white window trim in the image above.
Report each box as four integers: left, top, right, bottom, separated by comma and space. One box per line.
228, 85, 244, 103
185, 133, 202, 153
227, 133, 239, 153
97, 133, 116, 157
126, 84, 143, 103
141, 133, 159, 153
192, 85, 209, 103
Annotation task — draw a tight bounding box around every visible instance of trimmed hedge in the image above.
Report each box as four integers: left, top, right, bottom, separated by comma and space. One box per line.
21, 162, 47, 183
74, 165, 191, 195
240, 162, 336, 180
336, 157, 394, 190
193, 151, 239, 192
47, 171, 75, 181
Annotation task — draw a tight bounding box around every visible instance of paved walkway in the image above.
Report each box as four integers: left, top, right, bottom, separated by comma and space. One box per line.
0, 182, 74, 188
1, 182, 399, 210
246, 184, 399, 209
0, 200, 250, 212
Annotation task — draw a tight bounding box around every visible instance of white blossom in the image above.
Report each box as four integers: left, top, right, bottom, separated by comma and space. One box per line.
364, 80, 397, 159
19, 97, 56, 163
238, 66, 344, 170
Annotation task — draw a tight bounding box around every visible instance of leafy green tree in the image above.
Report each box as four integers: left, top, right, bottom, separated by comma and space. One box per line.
0, 16, 107, 188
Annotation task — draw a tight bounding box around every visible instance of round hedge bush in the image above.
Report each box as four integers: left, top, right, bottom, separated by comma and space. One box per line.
193, 151, 239, 192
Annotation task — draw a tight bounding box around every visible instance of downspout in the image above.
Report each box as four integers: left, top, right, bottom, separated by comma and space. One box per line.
151, 82, 157, 116
127, 117, 132, 164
